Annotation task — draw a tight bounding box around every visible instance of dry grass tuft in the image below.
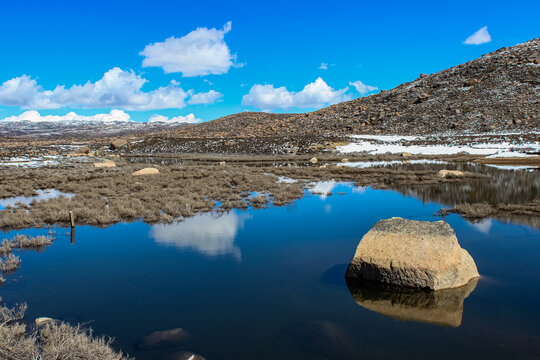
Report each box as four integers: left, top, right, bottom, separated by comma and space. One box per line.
0, 255, 21, 272
0, 300, 131, 360
0, 235, 56, 286
12, 235, 53, 249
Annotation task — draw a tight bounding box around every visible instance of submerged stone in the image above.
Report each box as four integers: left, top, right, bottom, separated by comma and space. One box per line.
345, 217, 479, 290
346, 277, 478, 327
165, 351, 206, 360
135, 328, 191, 349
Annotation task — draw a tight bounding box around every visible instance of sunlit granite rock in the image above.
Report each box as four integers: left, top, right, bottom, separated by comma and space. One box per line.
345, 217, 479, 290
346, 277, 478, 327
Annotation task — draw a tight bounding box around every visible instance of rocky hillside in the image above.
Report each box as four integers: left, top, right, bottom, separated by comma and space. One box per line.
168, 112, 295, 138
169, 37, 540, 138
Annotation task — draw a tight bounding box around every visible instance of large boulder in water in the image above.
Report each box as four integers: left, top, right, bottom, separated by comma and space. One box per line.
345, 217, 479, 290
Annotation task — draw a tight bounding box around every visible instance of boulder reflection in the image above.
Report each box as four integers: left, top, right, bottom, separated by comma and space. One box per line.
345, 277, 478, 327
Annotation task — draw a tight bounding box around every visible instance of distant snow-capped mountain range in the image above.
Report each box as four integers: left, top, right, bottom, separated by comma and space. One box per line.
0, 110, 197, 138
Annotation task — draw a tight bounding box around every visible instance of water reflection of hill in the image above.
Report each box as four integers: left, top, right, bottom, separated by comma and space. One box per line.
390, 163, 540, 205
386, 162, 540, 229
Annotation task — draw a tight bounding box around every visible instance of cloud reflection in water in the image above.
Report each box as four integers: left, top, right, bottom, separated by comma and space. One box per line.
149, 212, 248, 260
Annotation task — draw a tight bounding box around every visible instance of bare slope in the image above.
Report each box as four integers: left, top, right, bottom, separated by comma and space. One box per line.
169, 38, 540, 138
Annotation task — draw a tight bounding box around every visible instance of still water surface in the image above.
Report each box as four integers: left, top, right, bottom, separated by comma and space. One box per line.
1, 183, 540, 359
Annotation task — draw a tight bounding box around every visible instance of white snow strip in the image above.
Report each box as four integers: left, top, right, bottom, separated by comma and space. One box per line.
484, 165, 540, 170
277, 176, 298, 184
0, 156, 61, 168
339, 159, 449, 168
339, 161, 402, 168
338, 135, 540, 156
485, 152, 536, 158
349, 134, 420, 142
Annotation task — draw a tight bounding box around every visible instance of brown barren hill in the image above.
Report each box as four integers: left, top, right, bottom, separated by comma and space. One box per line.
167, 38, 540, 139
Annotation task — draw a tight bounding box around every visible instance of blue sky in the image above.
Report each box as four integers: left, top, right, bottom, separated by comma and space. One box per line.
0, 0, 538, 123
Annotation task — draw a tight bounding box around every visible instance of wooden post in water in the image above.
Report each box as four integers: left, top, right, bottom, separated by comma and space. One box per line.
69, 211, 75, 244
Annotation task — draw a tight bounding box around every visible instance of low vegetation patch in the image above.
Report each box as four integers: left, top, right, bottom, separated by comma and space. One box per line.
0, 234, 55, 286
0, 300, 130, 360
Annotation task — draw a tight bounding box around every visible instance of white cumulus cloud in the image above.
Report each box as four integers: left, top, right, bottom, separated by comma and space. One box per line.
1, 109, 132, 122
464, 26, 491, 45
0, 67, 222, 110
319, 62, 328, 70
187, 90, 223, 105
140, 22, 239, 76
349, 80, 378, 95
241, 78, 351, 111
148, 113, 200, 124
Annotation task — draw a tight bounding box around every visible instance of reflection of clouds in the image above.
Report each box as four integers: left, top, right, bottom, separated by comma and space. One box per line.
470, 218, 493, 235
352, 186, 367, 194
0, 189, 73, 209
150, 212, 248, 260
324, 204, 332, 214
309, 181, 337, 200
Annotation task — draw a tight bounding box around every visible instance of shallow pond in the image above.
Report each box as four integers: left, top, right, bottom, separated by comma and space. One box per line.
1, 183, 540, 359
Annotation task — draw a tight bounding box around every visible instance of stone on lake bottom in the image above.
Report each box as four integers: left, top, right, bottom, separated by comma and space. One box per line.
135, 328, 191, 349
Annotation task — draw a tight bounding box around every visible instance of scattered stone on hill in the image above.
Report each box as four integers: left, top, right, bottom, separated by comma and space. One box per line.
75, 146, 90, 155
345, 217, 479, 290
438, 169, 465, 178
93, 160, 116, 168
310, 157, 318, 164
110, 139, 127, 150
132, 168, 159, 176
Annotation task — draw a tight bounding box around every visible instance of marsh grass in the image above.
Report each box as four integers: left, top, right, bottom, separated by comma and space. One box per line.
0, 254, 21, 272
0, 300, 131, 360
0, 235, 55, 286
0, 160, 487, 229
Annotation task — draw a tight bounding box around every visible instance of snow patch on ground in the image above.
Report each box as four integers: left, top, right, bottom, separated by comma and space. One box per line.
338, 134, 540, 157
484, 165, 540, 171
277, 176, 298, 184
0, 156, 60, 168
339, 159, 448, 168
